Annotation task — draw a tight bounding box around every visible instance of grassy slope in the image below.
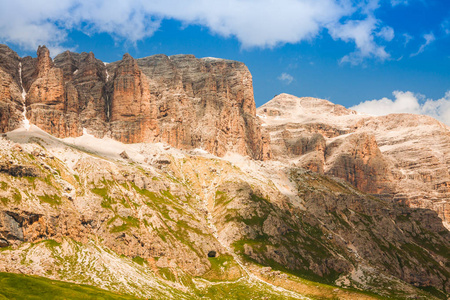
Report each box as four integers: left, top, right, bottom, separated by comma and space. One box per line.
0, 272, 304, 300
0, 272, 141, 300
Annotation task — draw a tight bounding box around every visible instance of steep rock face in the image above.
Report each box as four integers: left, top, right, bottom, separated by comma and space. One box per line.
25, 46, 80, 137
0, 45, 23, 132
212, 174, 450, 293
107, 54, 159, 143
325, 133, 395, 194
0, 44, 269, 160
133, 54, 270, 159
53, 50, 108, 137
258, 93, 450, 228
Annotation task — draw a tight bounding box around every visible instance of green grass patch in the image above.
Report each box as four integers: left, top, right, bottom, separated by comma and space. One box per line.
158, 268, 176, 282
0, 272, 140, 300
417, 285, 448, 300
202, 255, 241, 281
110, 216, 140, 233
38, 194, 61, 206
0, 197, 9, 205
91, 187, 109, 198
132, 256, 146, 266
195, 280, 298, 300
0, 181, 8, 191
12, 191, 22, 204
24, 176, 37, 184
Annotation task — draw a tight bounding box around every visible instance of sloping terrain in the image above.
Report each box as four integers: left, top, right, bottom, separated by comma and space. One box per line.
0, 126, 448, 299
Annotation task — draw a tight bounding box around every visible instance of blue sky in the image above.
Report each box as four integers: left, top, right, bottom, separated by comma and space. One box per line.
0, 0, 449, 123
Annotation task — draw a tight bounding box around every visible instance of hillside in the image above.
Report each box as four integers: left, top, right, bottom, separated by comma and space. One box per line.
0, 45, 449, 299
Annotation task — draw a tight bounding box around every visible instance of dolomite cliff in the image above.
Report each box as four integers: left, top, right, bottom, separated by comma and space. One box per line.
0, 45, 23, 132
258, 93, 450, 229
0, 45, 269, 160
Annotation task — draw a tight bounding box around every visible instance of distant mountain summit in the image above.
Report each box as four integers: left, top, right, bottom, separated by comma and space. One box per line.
258, 93, 450, 229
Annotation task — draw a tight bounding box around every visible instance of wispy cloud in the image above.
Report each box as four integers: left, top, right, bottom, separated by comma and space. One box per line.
278, 73, 294, 85
410, 32, 435, 57
351, 90, 450, 125
442, 19, 450, 35
390, 0, 409, 6
403, 33, 413, 46
0, 0, 394, 63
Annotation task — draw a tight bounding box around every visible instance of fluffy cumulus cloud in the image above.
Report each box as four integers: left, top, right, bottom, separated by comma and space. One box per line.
0, 0, 394, 62
328, 15, 391, 65
351, 91, 450, 125
278, 73, 294, 84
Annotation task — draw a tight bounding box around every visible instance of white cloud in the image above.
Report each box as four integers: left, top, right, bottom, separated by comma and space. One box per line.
278, 73, 294, 85
351, 91, 450, 125
442, 19, 450, 35
403, 33, 413, 46
0, 0, 393, 63
390, 0, 409, 6
328, 16, 390, 65
410, 32, 435, 57
376, 26, 394, 41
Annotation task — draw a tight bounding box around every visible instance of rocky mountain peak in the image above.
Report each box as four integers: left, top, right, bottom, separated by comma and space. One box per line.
36, 45, 53, 75
258, 93, 450, 229
0, 44, 269, 160
122, 52, 133, 61
259, 93, 357, 120
0, 44, 449, 299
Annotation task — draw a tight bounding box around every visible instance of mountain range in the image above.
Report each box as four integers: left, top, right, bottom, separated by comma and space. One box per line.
0, 44, 449, 299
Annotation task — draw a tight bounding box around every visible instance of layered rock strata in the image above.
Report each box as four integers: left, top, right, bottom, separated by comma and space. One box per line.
258, 93, 450, 228
0, 44, 269, 160
0, 45, 23, 132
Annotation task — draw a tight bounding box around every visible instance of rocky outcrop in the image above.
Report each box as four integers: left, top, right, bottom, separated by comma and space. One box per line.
107, 53, 158, 143
0, 132, 449, 297
325, 133, 395, 194
25, 46, 76, 137
54, 50, 108, 137
0, 44, 269, 160
0, 45, 23, 133
132, 55, 269, 159
258, 93, 450, 228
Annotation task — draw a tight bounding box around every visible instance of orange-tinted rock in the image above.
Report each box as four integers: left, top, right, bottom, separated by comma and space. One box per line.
0, 45, 23, 132
54, 50, 108, 137
25, 46, 79, 137
325, 133, 394, 194
133, 54, 270, 159
1, 44, 270, 160
108, 53, 158, 143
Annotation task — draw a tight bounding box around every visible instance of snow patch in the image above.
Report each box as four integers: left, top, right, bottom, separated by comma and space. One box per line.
192, 148, 209, 154
18, 62, 30, 131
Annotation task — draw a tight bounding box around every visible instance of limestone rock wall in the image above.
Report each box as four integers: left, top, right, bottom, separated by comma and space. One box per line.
132, 54, 270, 159
0, 44, 269, 160
0, 45, 23, 133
